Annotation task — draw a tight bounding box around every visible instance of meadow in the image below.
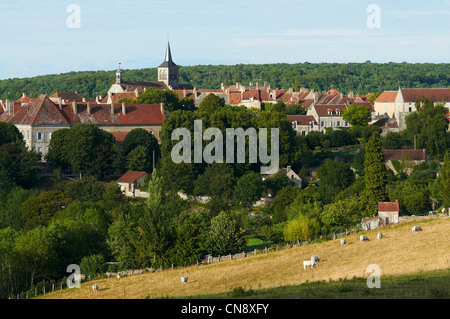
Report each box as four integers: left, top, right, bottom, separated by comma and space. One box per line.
40, 217, 450, 299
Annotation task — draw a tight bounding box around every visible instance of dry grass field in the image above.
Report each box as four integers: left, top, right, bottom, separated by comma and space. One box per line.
42, 218, 450, 299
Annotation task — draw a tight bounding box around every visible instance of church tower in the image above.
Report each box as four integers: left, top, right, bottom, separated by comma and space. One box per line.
157, 42, 179, 89
116, 63, 122, 84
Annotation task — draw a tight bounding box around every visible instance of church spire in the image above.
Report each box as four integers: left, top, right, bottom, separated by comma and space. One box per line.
165, 41, 173, 63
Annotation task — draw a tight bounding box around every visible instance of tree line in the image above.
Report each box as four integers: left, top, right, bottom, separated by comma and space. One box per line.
1, 62, 449, 100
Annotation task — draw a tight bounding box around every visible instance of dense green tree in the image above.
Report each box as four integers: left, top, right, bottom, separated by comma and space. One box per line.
64, 176, 105, 203
361, 131, 388, 214
126, 145, 153, 173
283, 215, 320, 243
405, 97, 449, 160
342, 104, 372, 126
20, 190, 73, 229
47, 128, 70, 169
197, 93, 225, 113
0, 122, 23, 146
436, 151, 450, 207
204, 211, 247, 255
233, 172, 265, 208
168, 211, 207, 266
80, 254, 106, 279
316, 159, 355, 203
63, 124, 117, 178
270, 185, 301, 223
106, 213, 141, 270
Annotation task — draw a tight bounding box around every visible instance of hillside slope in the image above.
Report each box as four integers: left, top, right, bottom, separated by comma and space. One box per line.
43, 218, 450, 299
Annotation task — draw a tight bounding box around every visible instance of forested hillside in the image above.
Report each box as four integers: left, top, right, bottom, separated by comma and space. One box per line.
1, 62, 449, 100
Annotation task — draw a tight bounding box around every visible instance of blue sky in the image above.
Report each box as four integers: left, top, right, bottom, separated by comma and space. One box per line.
0, 0, 449, 80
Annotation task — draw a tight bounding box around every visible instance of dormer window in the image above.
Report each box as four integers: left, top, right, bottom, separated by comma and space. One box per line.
328, 109, 332, 115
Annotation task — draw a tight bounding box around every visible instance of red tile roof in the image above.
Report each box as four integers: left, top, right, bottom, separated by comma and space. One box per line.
383, 149, 426, 161
2, 94, 164, 127
312, 104, 348, 117
111, 132, 129, 145
400, 88, 450, 103
378, 200, 399, 212
50, 92, 84, 102
116, 171, 147, 183
375, 91, 397, 102
8, 95, 71, 126
60, 102, 165, 126
287, 115, 318, 125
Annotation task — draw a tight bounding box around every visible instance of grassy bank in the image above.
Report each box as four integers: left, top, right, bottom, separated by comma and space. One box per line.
41, 217, 450, 299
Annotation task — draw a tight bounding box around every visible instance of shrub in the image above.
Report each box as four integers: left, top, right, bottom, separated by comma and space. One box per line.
80, 254, 106, 279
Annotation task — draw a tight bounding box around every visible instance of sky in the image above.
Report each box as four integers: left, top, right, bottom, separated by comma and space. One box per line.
0, 0, 449, 80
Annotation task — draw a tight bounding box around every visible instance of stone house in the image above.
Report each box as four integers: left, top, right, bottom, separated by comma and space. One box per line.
0, 94, 165, 160
287, 115, 319, 136
378, 200, 400, 224
262, 166, 302, 188
383, 149, 426, 174
116, 171, 148, 197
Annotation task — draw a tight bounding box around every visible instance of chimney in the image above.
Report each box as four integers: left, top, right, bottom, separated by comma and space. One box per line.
160, 102, 165, 115
72, 101, 77, 114
183, 88, 186, 97
111, 103, 115, 116
221, 83, 225, 91
6, 100, 14, 115
122, 103, 126, 115
95, 96, 100, 103
58, 101, 62, 111
87, 102, 91, 116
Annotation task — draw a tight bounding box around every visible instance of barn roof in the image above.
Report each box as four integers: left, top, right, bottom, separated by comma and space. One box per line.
383, 149, 426, 161
378, 200, 399, 212
116, 171, 148, 184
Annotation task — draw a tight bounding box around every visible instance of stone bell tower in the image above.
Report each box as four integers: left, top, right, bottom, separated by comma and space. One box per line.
157, 42, 179, 89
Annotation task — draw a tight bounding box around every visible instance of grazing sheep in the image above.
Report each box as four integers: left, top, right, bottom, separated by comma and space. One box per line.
377, 232, 383, 240
181, 275, 188, 284
412, 225, 422, 232
360, 235, 369, 241
340, 238, 347, 246
92, 284, 98, 292
311, 255, 320, 262
303, 260, 318, 270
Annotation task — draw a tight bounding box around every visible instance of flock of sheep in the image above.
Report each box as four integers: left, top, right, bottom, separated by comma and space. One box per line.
90, 224, 424, 292
302, 225, 423, 271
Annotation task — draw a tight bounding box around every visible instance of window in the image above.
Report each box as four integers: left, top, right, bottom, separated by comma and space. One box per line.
37, 132, 43, 140
49, 132, 52, 140
408, 107, 412, 112
321, 121, 325, 127
38, 147, 42, 153
336, 121, 340, 127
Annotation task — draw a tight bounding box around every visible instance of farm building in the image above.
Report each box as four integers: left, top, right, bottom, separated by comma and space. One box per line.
378, 200, 400, 224
117, 171, 148, 197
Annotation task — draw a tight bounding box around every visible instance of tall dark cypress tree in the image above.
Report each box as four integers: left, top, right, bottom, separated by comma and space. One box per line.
362, 131, 388, 214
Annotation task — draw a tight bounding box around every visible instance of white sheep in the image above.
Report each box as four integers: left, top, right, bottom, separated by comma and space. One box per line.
340, 238, 347, 246
92, 284, 99, 292
412, 225, 422, 232
377, 232, 383, 240
181, 275, 188, 284
360, 235, 369, 241
303, 260, 318, 270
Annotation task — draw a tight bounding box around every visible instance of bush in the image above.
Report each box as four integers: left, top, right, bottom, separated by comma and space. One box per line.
80, 254, 106, 279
